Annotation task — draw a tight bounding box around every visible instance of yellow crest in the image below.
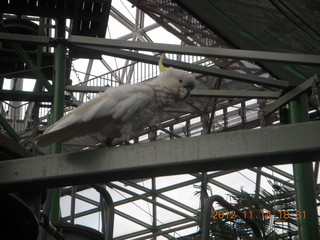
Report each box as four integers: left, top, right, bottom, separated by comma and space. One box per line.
159, 55, 168, 73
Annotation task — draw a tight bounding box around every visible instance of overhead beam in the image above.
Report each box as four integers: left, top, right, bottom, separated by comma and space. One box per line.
0, 32, 50, 45
64, 86, 281, 99
69, 35, 320, 66
0, 121, 320, 191
2, 33, 317, 67
74, 45, 289, 89
191, 89, 281, 99
65, 85, 108, 93
0, 89, 53, 102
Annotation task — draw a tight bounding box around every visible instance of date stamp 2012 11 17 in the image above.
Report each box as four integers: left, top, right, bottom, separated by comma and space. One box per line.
211, 210, 306, 220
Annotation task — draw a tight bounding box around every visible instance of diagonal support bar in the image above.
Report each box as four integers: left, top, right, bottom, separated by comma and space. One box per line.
0, 121, 319, 191
0, 114, 20, 142
263, 74, 319, 116
0, 26, 53, 92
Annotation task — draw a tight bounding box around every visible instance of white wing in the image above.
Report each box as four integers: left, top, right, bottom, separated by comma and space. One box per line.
35, 83, 154, 147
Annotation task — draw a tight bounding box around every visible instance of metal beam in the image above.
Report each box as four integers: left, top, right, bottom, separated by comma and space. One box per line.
0, 114, 20, 142
69, 35, 320, 66
121, 180, 197, 214
0, 26, 53, 92
1, 121, 320, 191
65, 85, 108, 93
64, 87, 281, 100
0, 32, 50, 45
108, 182, 196, 221
190, 89, 281, 99
0, 89, 53, 102
73, 45, 289, 89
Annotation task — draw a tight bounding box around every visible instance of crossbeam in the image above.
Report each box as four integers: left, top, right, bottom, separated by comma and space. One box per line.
69, 35, 320, 66
191, 89, 281, 99
74, 45, 289, 89
0, 32, 50, 45
64, 86, 281, 99
1, 121, 319, 191
0, 89, 53, 102
1, 33, 319, 66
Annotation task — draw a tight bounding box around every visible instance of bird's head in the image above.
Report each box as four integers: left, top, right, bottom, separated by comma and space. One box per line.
154, 56, 196, 99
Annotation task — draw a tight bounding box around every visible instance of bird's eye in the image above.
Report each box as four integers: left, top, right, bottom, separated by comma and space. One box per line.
179, 79, 183, 83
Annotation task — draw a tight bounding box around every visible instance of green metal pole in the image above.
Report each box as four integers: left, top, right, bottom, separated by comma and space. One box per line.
289, 93, 319, 240
0, 114, 20, 141
0, 24, 53, 92
49, 18, 66, 222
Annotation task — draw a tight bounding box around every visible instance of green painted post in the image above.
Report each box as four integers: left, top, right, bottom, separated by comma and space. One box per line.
0, 24, 53, 92
0, 114, 20, 141
49, 18, 66, 222
289, 93, 319, 240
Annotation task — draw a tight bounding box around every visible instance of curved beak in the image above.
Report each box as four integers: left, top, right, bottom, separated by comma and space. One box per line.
184, 84, 195, 98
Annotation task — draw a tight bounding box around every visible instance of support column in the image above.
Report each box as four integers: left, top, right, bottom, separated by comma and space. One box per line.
254, 167, 262, 199
289, 94, 319, 240
49, 18, 66, 222
152, 178, 157, 240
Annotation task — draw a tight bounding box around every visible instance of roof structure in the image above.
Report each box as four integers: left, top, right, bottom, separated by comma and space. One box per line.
0, 0, 319, 239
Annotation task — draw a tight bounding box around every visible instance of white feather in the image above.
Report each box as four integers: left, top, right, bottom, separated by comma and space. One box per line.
35, 66, 196, 148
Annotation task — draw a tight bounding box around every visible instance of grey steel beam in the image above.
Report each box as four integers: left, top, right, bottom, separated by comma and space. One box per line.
114, 218, 195, 240
0, 32, 50, 45
264, 166, 294, 180
108, 183, 196, 221
133, 223, 198, 240
157, 193, 198, 214
69, 35, 320, 66
73, 45, 289, 89
121, 180, 197, 214
249, 168, 295, 188
115, 209, 152, 229
1, 121, 320, 191
191, 89, 281, 99
61, 207, 100, 221
0, 89, 53, 102
65, 85, 108, 93
64, 86, 281, 99
208, 179, 241, 196
190, 172, 242, 196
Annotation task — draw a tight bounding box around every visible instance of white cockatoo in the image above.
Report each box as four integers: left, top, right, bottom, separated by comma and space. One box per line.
35, 57, 196, 148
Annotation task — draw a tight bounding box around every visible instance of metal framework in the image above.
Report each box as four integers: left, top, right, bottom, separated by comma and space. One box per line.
0, 1, 319, 239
